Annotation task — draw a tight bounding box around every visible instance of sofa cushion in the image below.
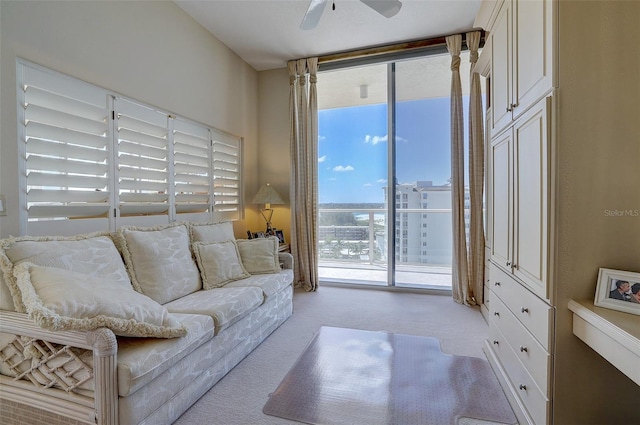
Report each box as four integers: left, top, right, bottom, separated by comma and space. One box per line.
163, 287, 263, 334
13, 263, 186, 338
192, 240, 250, 289
116, 223, 201, 305
116, 313, 214, 396
235, 237, 281, 275
190, 221, 235, 243
224, 269, 294, 299
0, 233, 130, 313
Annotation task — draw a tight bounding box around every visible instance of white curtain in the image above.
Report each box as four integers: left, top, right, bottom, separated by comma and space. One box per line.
446, 34, 473, 305
288, 58, 319, 291
467, 31, 485, 305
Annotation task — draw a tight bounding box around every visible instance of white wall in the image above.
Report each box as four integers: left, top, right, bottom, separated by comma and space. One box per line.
0, 0, 258, 237
253, 68, 291, 241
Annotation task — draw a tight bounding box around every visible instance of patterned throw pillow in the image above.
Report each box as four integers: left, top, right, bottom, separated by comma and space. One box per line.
14, 263, 186, 338
235, 237, 281, 275
190, 221, 235, 243
0, 232, 131, 313
192, 240, 250, 289
115, 223, 202, 305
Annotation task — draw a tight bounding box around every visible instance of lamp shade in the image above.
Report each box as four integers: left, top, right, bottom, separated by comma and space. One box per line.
252, 183, 284, 205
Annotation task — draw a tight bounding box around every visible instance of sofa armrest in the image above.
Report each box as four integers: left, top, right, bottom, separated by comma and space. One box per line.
278, 252, 294, 270
0, 311, 119, 425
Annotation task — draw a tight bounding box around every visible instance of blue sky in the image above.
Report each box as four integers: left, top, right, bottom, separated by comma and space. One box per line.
318, 96, 468, 204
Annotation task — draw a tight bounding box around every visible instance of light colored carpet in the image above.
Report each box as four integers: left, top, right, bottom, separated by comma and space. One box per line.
174, 285, 515, 425
263, 326, 517, 425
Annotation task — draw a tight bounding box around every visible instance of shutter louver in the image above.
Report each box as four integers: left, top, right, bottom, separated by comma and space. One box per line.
116, 99, 169, 217
211, 129, 242, 221
21, 65, 110, 221
17, 61, 245, 233
173, 119, 211, 214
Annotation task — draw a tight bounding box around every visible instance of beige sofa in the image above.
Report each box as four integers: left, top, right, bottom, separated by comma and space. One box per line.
0, 222, 294, 425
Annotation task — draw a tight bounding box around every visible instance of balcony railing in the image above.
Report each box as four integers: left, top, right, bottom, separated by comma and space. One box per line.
318, 207, 453, 289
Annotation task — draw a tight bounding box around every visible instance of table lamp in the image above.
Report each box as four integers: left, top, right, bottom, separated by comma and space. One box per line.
252, 183, 284, 233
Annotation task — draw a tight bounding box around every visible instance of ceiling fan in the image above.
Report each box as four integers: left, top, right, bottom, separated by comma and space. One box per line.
300, 0, 403, 30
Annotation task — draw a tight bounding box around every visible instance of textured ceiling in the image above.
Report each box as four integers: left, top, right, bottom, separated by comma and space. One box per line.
175, 0, 483, 71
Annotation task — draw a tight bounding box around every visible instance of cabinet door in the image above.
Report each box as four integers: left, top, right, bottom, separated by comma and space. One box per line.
513, 97, 550, 300
513, 0, 554, 118
490, 130, 512, 269
490, 0, 512, 135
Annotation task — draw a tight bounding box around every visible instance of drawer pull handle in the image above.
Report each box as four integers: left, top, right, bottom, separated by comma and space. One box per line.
519, 384, 527, 391
494, 281, 501, 286
506, 261, 511, 267
494, 312, 500, 317
519, 346, 528, 353
493, 340, 499, 345
521, 307, 529, 313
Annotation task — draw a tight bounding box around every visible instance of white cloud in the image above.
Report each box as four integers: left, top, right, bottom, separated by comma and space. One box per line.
363, 183, 372, 187
364, 134, 388, 145
319, 135, 326, 142
333, 165, 354, 172
377, 178, 387, 184
318, 155, 327, 163
363, 134, 410, 144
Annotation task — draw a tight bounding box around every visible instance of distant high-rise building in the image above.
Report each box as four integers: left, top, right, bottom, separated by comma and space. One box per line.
383, 181, 469, 266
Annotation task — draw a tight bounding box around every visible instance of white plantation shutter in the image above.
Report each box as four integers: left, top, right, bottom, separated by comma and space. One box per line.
116, 99, 170, 217
19, 63, 111, 222
211, 129, 243, 221
173, 119, 211, 215
16, 61, 244, 233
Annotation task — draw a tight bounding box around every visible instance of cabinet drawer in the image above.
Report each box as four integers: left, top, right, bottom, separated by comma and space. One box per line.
488, 324, 551, 425
490, 292, 551, 395
490, 262, 553, 350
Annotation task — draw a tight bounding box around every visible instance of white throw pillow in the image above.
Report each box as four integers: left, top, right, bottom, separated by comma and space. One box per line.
0, 232, 131, 313
14, 263, 186, 338
236, 237, 281, 275
192, 240, 250, 289
116, 223, 201, 305
190, 221, 235, 243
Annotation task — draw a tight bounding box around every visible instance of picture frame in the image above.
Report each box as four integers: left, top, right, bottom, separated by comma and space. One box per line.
275, 229, 285, 244
256, 232, 266, 238
594, 268, 640, 315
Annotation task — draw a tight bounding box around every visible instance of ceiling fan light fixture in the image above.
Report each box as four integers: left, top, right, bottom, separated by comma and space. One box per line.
300, 0, 403, 31
300, 0, 329, 30
361, 0, 403, 18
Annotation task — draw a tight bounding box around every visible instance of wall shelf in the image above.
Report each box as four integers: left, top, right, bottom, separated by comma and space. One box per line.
568, 299, 640, 385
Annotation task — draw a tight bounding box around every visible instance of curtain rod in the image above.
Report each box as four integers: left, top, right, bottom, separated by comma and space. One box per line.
315, 32, 485, 67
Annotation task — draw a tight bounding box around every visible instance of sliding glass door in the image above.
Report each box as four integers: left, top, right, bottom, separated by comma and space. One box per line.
317, 63, 389, 285
317, 52, 475, 289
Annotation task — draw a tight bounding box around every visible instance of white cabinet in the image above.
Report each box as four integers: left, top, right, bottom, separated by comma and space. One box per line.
489, 0, 554, 135
489, 129, 512, 270
477, 2, 556, 422
489, 96, 551, 301
512, 98, 550, 300
488, 263, 554, 425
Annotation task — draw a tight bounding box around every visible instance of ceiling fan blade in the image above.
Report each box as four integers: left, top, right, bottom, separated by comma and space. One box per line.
300, 0, 329, 30
360, 0, 402, 18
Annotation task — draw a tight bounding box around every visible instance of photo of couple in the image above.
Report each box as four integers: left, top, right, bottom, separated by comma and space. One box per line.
608, 279, 640, 303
